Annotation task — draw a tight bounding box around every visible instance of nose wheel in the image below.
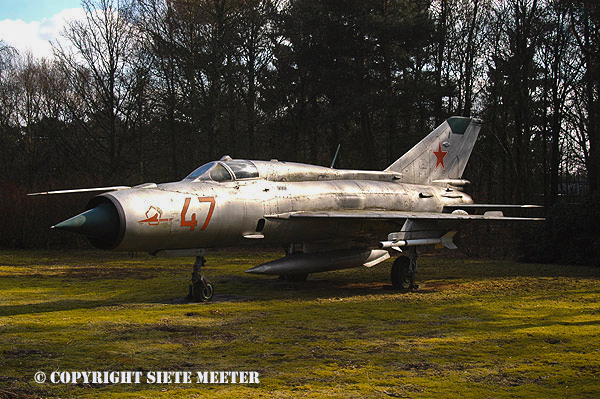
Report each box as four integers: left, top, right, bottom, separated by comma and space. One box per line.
185, 256, 214, 302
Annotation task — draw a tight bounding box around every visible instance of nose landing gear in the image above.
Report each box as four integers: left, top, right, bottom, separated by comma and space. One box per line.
185, 256, 214, 302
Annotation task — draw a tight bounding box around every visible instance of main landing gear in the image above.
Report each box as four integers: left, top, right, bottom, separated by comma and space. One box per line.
390, 247, 419, 290
185, 256, 214, 302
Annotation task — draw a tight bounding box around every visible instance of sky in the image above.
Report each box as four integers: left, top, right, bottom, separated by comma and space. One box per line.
0, 0, 84, 59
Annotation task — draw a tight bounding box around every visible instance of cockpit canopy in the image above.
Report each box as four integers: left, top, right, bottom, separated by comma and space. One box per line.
184, 160, 259, 182
185, 156, 401, 184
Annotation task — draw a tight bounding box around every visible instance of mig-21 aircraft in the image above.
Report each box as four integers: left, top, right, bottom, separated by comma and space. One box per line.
30, 117, 543, 301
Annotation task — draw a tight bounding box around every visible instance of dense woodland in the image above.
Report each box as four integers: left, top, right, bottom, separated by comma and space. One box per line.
0, 0, 599, 263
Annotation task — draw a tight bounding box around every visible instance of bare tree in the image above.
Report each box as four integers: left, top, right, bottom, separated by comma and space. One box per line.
0, 42, 18, 127
53, 0, 141, 177
0, 42, 19, 177
567, 0, 600, 193
233, 0, 279, 158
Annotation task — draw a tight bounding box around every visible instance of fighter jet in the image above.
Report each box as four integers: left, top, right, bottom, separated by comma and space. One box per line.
30, 117, 542, 301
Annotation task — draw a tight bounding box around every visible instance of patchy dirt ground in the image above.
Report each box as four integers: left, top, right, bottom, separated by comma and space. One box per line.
1, 250, 599, 398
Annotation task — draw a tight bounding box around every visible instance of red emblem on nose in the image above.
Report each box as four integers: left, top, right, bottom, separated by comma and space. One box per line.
433, 141, 448, 170
138, 206, 173, 226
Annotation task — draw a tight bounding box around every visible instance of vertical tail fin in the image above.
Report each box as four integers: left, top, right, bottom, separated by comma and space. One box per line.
385, 117, 481, 184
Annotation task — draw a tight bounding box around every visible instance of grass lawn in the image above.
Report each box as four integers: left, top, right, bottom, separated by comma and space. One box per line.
1, 249, 599, 398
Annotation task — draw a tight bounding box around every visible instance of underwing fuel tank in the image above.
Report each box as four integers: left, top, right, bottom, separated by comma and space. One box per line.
245, 249, 390, 275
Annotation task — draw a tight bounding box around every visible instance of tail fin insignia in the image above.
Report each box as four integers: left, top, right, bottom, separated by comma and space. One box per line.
433, 141, 448, 170
385, 116, 481, 184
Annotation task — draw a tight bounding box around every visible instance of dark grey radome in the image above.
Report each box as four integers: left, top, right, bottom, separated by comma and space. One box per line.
53, 202, 120, 244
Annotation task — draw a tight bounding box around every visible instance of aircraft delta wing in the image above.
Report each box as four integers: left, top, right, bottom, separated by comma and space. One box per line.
267, 209, 542, 222
30, 116, 543, 301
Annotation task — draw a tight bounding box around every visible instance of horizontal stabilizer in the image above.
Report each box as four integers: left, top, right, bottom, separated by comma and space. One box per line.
443, 204, 543, 218
443, 204, 542, 211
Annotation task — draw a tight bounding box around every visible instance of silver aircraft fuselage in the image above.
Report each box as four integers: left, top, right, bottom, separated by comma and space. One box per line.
39, 117, 543, 299
90, 161, 472, 253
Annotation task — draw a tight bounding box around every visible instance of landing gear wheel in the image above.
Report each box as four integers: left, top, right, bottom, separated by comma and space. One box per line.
391, 256, 411, 290
281, 273, 308, 282
188, 277, 214, 302
184, 255, 214, 302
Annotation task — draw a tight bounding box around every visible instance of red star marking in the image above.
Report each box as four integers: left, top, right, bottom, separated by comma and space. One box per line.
433, 141, 448, 170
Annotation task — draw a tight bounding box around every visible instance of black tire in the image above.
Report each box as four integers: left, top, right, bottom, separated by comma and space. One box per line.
391, 256, 411, 290
192, 279, 214, 302
282, 273, 308, 282
200, 281, 214, 301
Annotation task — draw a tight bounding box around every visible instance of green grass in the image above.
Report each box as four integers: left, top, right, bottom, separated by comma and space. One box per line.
1, 249, 600, 398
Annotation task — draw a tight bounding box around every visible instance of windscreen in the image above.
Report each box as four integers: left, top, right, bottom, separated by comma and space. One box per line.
185, 162, 215, 180
224, 160, 259, 179
209, 163, 233, 181
184, 162, 232, 181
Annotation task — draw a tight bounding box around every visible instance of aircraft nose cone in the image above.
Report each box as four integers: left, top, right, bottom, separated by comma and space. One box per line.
245, 265, 268, 274
53, 202, 119, 239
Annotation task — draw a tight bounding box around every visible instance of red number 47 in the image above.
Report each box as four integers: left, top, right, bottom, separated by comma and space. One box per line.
181, 197, 216, 231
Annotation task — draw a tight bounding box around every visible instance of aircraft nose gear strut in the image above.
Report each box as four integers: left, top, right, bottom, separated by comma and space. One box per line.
391, 247, 419, 290
185, 256, 214, 302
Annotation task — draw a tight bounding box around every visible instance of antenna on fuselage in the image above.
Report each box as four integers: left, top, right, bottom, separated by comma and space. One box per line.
330, 144, 341, 169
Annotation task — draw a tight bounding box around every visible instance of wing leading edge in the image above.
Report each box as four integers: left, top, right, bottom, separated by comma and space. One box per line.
27, 186, 131, 196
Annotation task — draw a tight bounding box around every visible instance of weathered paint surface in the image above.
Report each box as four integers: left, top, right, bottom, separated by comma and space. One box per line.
48, 117, 541, 278
101, 176, 473, 252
